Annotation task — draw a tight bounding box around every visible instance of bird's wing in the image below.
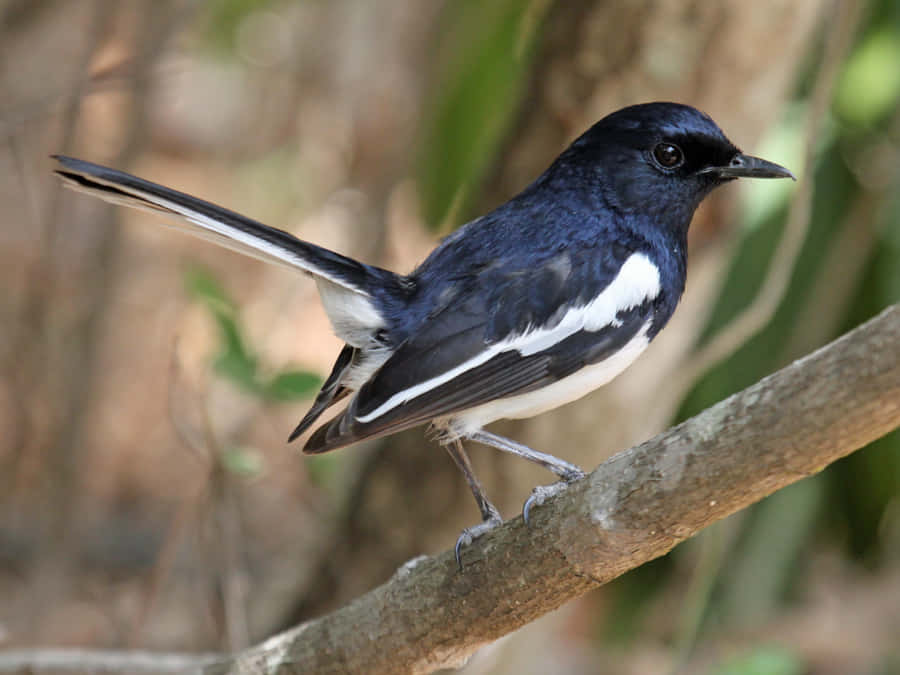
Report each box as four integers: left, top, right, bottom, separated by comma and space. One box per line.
304, 249, 663, 453
53, 156, 405, 345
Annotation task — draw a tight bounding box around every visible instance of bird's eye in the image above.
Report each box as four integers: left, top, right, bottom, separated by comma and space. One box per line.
652, 143, 684, 169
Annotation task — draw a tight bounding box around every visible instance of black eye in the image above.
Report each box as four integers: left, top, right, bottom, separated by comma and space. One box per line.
652, 142, 684, 169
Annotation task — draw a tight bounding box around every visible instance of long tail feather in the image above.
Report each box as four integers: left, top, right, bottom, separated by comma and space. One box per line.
54, 155, 379, 294
53, 155, 409, 345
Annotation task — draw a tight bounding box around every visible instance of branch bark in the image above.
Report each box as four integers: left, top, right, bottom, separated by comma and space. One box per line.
4, 305, 897, 674
212, 304, 900, 674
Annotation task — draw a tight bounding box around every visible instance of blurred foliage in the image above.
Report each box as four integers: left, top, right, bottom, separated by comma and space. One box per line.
222, 444, 266, 478
708, 646, 805, 675
835, 24, 900, 126
678, 0, 900, 563
599, 556, 674, 643
740, 105, 810, 231
201, 0, 276, 54
601, 0, 900, 656
184, 265, 321, 401
266, 370, 322, 402
417, 0, 549, 229
305, 452, 342, 490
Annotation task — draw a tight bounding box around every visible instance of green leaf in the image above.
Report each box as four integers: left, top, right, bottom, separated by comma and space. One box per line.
184, 266, 259, 392
264, 370, 322, 401
211, 309, 259, 391
306, 454, 340, 488
184, 265, 236, 317
835, 27, 900, 126
202, 0, 275, 55
709, 646, 804, 675
221, 445, 265, 478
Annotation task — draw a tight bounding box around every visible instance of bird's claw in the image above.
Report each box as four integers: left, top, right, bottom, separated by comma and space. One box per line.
454, 515, 503, 570
523, 469, 585, 525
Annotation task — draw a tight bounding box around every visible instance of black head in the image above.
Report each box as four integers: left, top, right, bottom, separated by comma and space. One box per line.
552, 102, 794, 228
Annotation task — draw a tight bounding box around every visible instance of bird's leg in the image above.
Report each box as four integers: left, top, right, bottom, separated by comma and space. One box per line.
443, 438, 502, 569
467, 429, 585, 524
468, 429, 584, 479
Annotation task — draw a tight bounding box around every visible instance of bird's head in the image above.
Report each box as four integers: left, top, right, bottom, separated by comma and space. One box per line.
553, 102, 794, 231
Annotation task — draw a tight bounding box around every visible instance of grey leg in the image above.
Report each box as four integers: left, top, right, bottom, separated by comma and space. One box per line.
468, 429, 584, 480
467, 429, 585, 524
443, 439, 502, 569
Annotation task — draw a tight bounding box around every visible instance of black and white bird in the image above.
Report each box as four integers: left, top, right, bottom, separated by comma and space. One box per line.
54, 102, 794, 564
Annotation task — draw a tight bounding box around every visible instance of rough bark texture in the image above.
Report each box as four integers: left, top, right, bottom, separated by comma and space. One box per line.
205, 304, 899, 674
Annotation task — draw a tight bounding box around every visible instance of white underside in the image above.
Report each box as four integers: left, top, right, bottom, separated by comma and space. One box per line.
446, 320, 652, 435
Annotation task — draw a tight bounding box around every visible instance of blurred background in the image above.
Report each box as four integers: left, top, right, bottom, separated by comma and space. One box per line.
1, 1, 898, 673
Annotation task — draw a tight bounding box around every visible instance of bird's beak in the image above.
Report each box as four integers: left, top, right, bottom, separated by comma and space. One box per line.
702, 153, 796, 181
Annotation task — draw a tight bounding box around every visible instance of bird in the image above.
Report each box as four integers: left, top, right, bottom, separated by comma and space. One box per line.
53, 102, 794, 566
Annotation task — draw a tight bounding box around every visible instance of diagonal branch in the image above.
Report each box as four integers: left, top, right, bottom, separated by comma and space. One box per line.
3, 305, 898, 675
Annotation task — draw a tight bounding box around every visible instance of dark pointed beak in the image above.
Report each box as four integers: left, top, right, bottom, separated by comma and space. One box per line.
702, 153, 796, 181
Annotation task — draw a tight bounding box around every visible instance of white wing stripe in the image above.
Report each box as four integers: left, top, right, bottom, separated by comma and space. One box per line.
355, 252, 661, 424
516, 253, 660, 355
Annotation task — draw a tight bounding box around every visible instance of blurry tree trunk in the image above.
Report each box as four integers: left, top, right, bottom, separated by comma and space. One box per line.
2, 0, 186, 638
281, 0, 827, 628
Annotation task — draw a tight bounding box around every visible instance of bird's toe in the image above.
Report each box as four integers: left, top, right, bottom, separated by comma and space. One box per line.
454, 515, 503, 570
523, 474, 584, 525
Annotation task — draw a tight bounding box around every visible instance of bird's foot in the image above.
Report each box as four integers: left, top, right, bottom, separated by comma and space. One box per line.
455, 513, 503, 570
523, 468, 585, 525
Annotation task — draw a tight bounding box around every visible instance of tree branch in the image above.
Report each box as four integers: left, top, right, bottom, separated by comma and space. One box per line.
215, 304, 900, 674
4, 305, 897, 675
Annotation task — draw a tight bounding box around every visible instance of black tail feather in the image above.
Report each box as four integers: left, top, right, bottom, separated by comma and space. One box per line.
288, 345, 356, 442
53, 155, 399, 298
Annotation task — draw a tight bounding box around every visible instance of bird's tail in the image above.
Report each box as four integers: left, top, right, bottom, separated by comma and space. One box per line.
53, 155, 407, 345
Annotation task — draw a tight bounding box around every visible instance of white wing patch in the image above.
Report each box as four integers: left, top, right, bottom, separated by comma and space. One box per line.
315, 278, 386, 346
355, 252, 661, 424
517, 253, 660, 355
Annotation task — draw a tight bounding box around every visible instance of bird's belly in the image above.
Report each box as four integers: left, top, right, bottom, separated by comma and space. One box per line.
449, 324, 651, 435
